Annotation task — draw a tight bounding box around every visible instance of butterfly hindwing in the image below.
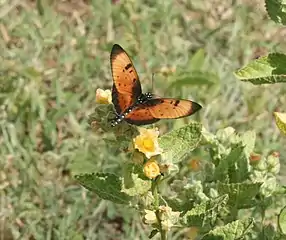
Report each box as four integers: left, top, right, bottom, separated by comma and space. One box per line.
124, 106, 159, 125
110, 44, 142, 114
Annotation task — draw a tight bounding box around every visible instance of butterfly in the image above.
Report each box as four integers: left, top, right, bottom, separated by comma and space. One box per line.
110, 44, 202, 126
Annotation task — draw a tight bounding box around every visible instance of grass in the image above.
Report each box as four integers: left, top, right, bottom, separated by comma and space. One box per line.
1, 0, 286, 239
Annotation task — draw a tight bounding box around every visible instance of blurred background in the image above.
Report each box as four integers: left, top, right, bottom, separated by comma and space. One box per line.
1, 0, 286, 239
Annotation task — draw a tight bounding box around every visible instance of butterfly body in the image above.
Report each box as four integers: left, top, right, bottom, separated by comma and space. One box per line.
110, 44, 202, 126
111, 92, 153, 126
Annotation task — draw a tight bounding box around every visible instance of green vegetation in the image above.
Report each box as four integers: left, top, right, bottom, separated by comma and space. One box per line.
1, 0, 286, 239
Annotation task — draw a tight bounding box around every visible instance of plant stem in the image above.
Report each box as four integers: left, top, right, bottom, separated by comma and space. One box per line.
152, 176, 167, 240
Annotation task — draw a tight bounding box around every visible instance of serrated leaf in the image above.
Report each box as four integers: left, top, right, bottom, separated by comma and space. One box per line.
265, 0, 286, 25
182, 195, 229, 227
159, 122, 202, 163
217, 182, 262, 209
274, 112, 286, 135
214, 146, 250, 183
234, 53, 286, 84
278, 206, 286, 234
202, 218, 254, 240
75, 173, 132, 204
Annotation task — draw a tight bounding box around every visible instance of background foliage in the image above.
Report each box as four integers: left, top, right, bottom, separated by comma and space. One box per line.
1, 0, 286, 239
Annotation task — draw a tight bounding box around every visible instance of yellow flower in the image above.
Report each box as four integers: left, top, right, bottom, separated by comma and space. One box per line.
144, 158, 161, 179
133, 128, 162, 159
95, 88, 112, 104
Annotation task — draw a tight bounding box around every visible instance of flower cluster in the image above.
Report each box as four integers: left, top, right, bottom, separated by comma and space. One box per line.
133, 127, 163, 179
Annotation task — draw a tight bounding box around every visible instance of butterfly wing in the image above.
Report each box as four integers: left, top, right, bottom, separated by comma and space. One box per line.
124, 105, 160, 125
124, 98, 201, 125
110, 44, 142, 114
148, 98, 202, 119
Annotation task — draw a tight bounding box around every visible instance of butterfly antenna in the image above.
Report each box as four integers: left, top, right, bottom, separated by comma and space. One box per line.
151, 73, 155, 92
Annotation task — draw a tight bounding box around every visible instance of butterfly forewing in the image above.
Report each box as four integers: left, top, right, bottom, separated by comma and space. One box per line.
110, 44, 142, 114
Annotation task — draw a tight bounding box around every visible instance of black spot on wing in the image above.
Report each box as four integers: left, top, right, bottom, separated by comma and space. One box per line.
174, 100, 180, 106
125, 63, 132, 70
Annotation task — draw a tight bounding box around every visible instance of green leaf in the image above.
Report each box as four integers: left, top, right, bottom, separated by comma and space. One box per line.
159, 122, 202, 163
182, 195, 229, 227
241, 130, 256, 156
202, 218, 254, 240
265, 0, 286, 25
274, 112, 286, 135
216, 127, 236, 142
190, 48, 205, 70
257, 224, 277, 240
234, 53, 286, 84
122, 174, 151, 196
36, 0, 45, 16
260, 177, 278, 197
75, 173, 132, 204
148, 229, 159, 238
278, 206, 286, 234
217, 182, 262, 209
168, 71, 217, 90
214, 146, 250, 183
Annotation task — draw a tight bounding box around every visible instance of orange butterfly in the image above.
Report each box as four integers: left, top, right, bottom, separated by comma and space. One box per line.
110, 44, 202, 126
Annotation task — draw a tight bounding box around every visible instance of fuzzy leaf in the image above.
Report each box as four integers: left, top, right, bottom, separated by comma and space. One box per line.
182, 195, 229, 227
241, 130, 256, 156
274, 112, 286, 135
122, 173, 151, 196
217, 182, 262, 209
214, 145, 250, 183
159, 122, 202, 163
75, 173, 132, 204
265, 0, 286, 25
278, 206, 286, 234
88, 104, 138, 136
202, 218, 254, 240
234, 53, 286, 84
